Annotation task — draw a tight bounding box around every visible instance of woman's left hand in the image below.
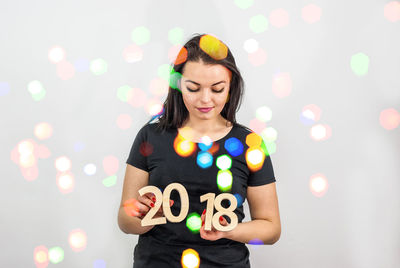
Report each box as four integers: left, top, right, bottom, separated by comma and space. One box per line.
199, 209, 230, 241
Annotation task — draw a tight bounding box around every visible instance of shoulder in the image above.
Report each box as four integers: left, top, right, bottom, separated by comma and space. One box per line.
137, 121, 172, 138
232, 122, 255, 136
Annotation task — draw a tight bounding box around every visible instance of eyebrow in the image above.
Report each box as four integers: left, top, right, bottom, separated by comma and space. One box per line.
184, 80, 226, 86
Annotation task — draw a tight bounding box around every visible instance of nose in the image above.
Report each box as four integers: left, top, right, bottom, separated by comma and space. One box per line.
200, 88, 211, 103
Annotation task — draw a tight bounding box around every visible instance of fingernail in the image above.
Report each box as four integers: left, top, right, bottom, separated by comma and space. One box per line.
202, 221, 204, 226
150, 203, 154, 207
151, 197, 156, 202
219, 216, 223, 222
202, 209, 206, 215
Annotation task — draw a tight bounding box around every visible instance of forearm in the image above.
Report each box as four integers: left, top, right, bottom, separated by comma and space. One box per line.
118, 208, 153, 235
225, 219, 280, 245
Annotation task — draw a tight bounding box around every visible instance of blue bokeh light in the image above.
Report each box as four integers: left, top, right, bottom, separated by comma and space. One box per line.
196, 151, 213, 168
224, 137, 244, 157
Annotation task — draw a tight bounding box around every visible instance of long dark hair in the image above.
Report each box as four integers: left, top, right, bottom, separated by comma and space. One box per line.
145, 33, 249, 133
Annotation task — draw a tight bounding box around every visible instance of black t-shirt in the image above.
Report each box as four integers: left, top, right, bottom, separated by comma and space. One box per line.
126, 121, 276, 268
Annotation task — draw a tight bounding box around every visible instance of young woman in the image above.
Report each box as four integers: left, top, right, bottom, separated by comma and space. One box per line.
118, 33, 281, 268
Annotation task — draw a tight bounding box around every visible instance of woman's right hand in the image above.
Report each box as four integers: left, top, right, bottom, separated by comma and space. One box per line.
134, 193, 174, 223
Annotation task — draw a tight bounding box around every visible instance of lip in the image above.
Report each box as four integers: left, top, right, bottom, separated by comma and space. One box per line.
197, 107, 213, 113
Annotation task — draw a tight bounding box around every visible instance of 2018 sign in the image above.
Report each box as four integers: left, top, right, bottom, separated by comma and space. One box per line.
138, 183, 238, 231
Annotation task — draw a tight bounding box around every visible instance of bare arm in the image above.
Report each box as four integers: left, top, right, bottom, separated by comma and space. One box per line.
117, 164, 153, 235
225, 182, 281, 245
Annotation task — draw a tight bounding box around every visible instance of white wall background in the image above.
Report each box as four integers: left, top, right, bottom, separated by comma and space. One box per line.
1, 0, 399, 267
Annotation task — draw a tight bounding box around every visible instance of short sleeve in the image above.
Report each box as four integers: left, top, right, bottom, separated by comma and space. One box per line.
126, 125, 150, 172
247, 140, 276, 186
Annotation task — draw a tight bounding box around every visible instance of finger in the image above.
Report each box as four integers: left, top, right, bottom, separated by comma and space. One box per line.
201, 209, 206, 229
137, 195, 155, 211
219, 216, 228, 226
148, 193, 156, 203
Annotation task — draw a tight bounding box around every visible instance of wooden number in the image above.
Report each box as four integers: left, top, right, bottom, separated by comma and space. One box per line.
138, 185, 166, 226
212, 193, 238, 231
138, 183, 189, 226
199, 193, 215, 231
162, 183, 189, 222
139, 183, 238, 231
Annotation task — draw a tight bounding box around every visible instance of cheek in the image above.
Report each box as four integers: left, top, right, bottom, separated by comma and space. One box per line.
182, 95, 194, 108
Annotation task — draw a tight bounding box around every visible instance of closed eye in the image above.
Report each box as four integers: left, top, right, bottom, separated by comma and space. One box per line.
187, 88, 224, 93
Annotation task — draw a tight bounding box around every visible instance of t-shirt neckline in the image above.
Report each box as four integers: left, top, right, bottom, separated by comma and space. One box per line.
175, 122, 236, 144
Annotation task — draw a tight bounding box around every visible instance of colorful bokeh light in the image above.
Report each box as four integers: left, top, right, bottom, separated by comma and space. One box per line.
384, 1, 400, 22
186, 212, 202, 233
224, 137, 243, 157
48, 46, 66, 63
245, 147, 265, 172
102, 175, 117, 187
249, 14, 269, 33
68, 229, 87, 252
199, 34, 228, 60
255, 106, 272, 122
197, 151, 213, 169
217, 169, 233, 192
310, 124, 332, 141
122, 44, 143, 63
309, 173, 329, 197
198, 136, 213, 151
34, 122, 53, 140
246, 133, 262, 147
300, 104, 322, 125
379, 108, 400, 130
350, 52, 369, 76
48, 246, 64, 264
90, 58, 107, 75
123, 198, 140, 217
216, 154, 232, 170
269, 8, 289, 28
302, 4, 322, 24
34, 245, 49, 268
181, 248, 200, 268
57, 171, 75, 193
131, 26, 151, 45
272, 72, 292, 98
174, 135, 196, 157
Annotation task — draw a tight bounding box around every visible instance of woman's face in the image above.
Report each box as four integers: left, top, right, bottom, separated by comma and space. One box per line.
180, 60, 231, 123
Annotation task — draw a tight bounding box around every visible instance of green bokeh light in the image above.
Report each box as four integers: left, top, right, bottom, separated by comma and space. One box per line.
169, 69, 182, 93
131, 26, 151, 45
49, 246, 64, 264
260, 127, 277, 143
351, 52, 369, 76
117, 85, 132, 102
102, 175, 117, 187
261, 140, 276, 155
168, 27, 184, 45
27, 80, 46, 101
255, 106, 272, 122
186, 212, 202, 233
234, 0, 254, 9
216, 154, 232, 170
217, 170, 233, 192
249, 15, 269, 33
158, 63, 174, 81
90, 58, 107, 75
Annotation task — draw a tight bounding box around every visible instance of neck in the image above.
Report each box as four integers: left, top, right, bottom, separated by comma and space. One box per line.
183, 115, 230, 134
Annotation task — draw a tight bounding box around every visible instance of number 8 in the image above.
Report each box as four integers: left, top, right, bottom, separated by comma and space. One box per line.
201, 193, 238, 232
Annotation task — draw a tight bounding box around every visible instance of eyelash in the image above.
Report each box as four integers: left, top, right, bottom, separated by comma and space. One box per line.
187, 88, 224, 93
